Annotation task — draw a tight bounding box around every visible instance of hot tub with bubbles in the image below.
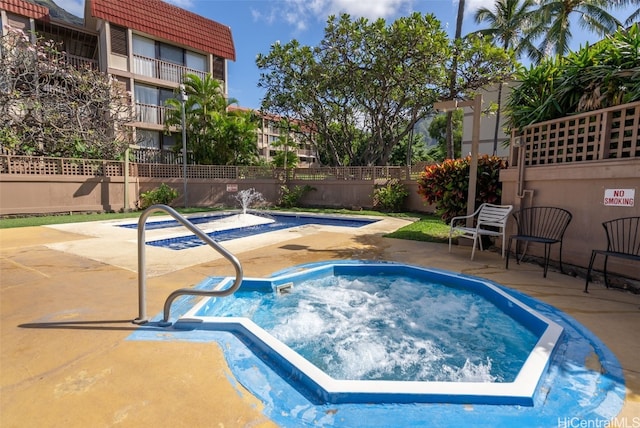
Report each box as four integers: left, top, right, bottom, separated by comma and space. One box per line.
176, 261, 563, 405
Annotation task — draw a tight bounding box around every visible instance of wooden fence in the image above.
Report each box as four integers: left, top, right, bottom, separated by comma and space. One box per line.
513, 101, 640, 166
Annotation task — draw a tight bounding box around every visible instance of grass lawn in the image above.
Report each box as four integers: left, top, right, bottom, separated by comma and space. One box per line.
0, 207, 450, 243
383, 214, 450, 243
0, 208, 216, 229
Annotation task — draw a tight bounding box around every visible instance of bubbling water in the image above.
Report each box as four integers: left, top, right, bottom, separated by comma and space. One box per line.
210, 275, 538, 383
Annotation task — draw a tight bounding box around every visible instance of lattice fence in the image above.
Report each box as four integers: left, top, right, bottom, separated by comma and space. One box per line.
0, 157, 123, 176
518, 101, 640, 166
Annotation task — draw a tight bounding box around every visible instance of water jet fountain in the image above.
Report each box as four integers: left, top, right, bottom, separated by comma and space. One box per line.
234, 188, 265, 215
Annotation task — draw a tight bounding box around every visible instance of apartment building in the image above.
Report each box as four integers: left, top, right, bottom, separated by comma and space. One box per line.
229, 106, 318, 167
1, 0, 235, 155
0, 0, 321, 166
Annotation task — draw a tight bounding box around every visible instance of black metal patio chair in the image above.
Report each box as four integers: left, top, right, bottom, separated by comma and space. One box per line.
584, 216, 640, 293
505, 206, 573, 278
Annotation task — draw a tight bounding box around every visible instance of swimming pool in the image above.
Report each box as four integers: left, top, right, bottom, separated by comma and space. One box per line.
125, 212, 379, 250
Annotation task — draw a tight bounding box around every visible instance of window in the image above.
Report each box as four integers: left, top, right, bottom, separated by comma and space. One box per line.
133, 35, 155, 58
212, 57, 225, 80
159, 88, 174, 106
161, 133, 177, 150
136, 130, 177, 150
132, 35, 212, 82
134, 84, 158, 106
136, 130, 160, 149
158, 43, 183, 65
110, 25, 128, 55
186, 51, 207, 72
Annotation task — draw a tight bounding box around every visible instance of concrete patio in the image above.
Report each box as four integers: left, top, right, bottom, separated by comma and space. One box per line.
1, 216, 638, 427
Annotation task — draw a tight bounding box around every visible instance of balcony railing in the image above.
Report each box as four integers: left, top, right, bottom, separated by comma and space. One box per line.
63, 53, 98, 70
45, 51, 98, 70
135, 103, 171, 125
133, 54, 208, 84
132, 148, 194, 164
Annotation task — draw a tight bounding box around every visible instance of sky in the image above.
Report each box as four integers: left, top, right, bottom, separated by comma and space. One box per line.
55, 0, 637, 110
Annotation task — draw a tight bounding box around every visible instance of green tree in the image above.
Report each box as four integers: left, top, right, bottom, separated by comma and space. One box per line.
474, 0, 540, 60
428, 109, 463, 161
164, 74, 258, 165
258, 13, 513, 166
388, 132, 432, 165
506, 23, 640, 130
258, 13, 450, 166
269, 119, 300, 168
315, 122, 369, 166
0, 29, 133, 159
444, 0, 466, 160
474, 0, 540, 154
215, 108, 260, 166
441, 1, 515, 159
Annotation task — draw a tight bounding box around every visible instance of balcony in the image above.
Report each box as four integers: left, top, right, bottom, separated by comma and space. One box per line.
63, 53, 98, 70
133, 54, 208, 84
135, 103, 170, 125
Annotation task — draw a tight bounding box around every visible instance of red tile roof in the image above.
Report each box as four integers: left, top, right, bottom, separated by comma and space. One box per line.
90, 0, 235, 61
0, 0, 49, 21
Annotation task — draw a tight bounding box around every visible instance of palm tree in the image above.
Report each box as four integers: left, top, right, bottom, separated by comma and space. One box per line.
474, 0, 540, 59
606, 0, 640, 25
531, 0, 623, 61
473, 0, 539, 154
164, 74, 258, 165
444, 0, 465, 159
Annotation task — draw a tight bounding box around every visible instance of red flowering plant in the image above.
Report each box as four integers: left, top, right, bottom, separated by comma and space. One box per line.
417, 155, 506, 222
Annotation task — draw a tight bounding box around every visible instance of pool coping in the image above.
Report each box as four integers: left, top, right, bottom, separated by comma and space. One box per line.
175, 261, 564, 406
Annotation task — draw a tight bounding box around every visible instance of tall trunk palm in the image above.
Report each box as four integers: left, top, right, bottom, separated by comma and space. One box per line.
532, 0, 623, 62
445, 0, 465, 159
474, 0, 538, 154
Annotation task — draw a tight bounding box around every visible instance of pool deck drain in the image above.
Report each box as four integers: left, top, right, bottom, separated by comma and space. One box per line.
1, 217, 639, 427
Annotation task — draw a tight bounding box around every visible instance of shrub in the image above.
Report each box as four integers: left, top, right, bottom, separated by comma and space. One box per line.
278, 185, 315, 208
416, 155, 505, 222
506, 24, 640, 130
373, 179, 408, 212
139, 183, 179, 209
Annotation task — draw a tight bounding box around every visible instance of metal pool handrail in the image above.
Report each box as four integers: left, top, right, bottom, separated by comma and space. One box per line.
133, 204, 243, 325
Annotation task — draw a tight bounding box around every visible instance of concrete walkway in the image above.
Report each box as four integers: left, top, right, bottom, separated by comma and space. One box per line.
1, 217, 639, 427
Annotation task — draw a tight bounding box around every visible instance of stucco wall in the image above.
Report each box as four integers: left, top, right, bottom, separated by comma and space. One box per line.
1, 176, 432, 215
0, 175, 131, 214
500, 158, 640, 279
2, 161, 637, 280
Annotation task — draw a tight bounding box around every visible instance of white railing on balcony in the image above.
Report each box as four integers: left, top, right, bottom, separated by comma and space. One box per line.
63, 53, 98, 70
135, 103, 170, 125
133, 54, 208, 84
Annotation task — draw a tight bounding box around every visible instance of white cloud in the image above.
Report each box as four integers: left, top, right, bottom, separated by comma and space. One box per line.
464, 0, 490, 16
328, 0, 412, 19
253, 0, 416, 34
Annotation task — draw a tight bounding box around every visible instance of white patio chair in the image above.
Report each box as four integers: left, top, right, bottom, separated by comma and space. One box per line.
448, 203, 513, 260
